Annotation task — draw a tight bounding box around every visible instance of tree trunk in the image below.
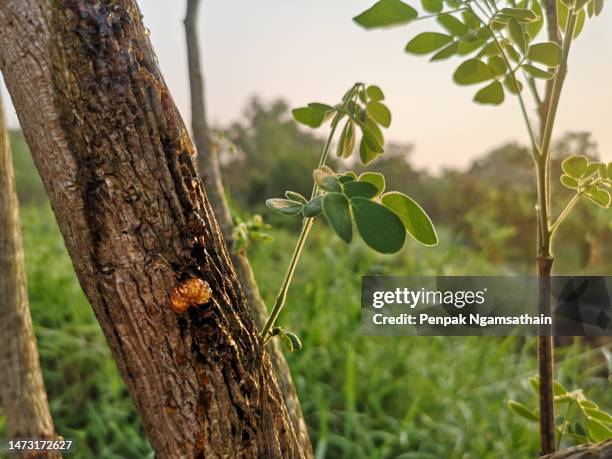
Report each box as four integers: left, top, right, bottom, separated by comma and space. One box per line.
0, 1, 303, 457
183, 1, 313, 455
0, 91, 59, 455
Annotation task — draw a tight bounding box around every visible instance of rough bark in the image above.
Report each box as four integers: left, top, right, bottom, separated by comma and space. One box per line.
183, 1, 313, 455
0, 90, 59, 455
0, 1, 303, 457
543, 440, 612, 459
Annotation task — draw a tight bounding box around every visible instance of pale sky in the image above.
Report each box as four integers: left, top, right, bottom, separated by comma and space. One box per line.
2, 0, 611, 172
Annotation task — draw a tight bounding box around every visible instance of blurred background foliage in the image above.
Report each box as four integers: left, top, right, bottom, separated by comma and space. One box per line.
0, 99, 610, 458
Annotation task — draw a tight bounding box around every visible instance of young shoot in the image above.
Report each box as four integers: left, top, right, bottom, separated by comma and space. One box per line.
508, 376, 612, 447
261, 82, 438, 349
353, 0, 609, 453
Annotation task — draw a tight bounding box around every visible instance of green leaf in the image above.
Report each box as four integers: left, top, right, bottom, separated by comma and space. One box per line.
437, 15, 468, 36
337, 120, 356, 158
522, 63, 554, 79
457, 36, 484, 55
430, 41, 459, 61
474, 81, 505, 105
597, 164, 607, 180
453, 59, 495, 85
580, 400, 600, 410
488, 55, 507, 76
284, 332, 303, 351
358, 172, 385, 196
585, 188, 611, 208
421, 0, 443, 13
405, 32, 453, 55
593, 0, 604, 16
509, 19, 527, 53
343, 181, 378, 199
529, 375, 540, 393
366, 85, 385, 101
583, 162, 601, 178
462, 10, 481, 30
557, 0, 568, 30
308, 102, 333, 112
340, 171, 358, 182
587, 418, 612, 442
292, 107, 324, 128
381, 192, 438, 246
351, 197, 406, 253
478, 42, 500, 58
507, 400, 539, 422
314, 169, 341, 192
560, 175, 579, 189
504, 76, 523, 94
353, 0, 418, 29
360, 137, 379, 165
608, 162, 612, 179
504, 42, 521, 62
527, 42, 562, 67
361, 120, 385, 153
366, 101, 392, 128
584, 408, 612, 424
322, 193, 353, 243
526, 0, 544, 39
498, 7, 540, 23
303, 195, 323, 218
280, 332, 294, 352
574, 9, 586, 38
576, 0, 590, 11
266, 198, 304, 216
553, 380, 567, 396
562, 155, 589, 178
285, 191, 308, 204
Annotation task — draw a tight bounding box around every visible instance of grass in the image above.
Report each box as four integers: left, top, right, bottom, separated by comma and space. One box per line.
0, 205, 609, 458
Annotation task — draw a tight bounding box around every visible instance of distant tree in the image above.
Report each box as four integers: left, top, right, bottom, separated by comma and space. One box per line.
224, 98, 325, 212
0, 93, 58, 453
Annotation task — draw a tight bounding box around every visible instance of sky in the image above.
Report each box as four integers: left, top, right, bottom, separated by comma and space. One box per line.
2, 0, 611, 172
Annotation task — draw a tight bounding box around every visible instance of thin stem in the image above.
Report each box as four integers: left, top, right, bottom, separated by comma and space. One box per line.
549, 192, 580, 237
535, 10, 579, 456
260, 218, 315, 342
415, 7, 468, 21
537, 9, 578, 252
260, 117, 342, 342
524, 74, 543, 109
484, 21, 540, 157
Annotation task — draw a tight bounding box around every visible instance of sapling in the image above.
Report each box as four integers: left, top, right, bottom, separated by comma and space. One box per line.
353, 0, 609, 454
508, 376, 612, 448
261, 82, 438, 346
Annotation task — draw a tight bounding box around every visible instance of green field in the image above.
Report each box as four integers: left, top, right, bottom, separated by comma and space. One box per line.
0, 203, 605, 458
2, 114, 611, 458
